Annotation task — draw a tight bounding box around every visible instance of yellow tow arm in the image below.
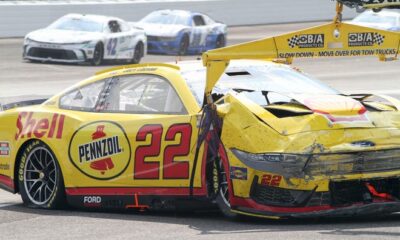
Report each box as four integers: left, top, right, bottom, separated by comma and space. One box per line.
202, 2, 400, 104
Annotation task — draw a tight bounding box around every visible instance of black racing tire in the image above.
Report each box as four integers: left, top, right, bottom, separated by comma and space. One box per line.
215, 34, 226, 49
91, 42, 104, 66
18, 140, 66, 209
178, 34, 189, 56
130, 42, 144, 64
213, 158, 238, 218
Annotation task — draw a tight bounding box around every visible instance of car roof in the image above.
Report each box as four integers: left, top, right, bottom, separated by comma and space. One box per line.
63, 13, 124, 23
151, 9, 206, 18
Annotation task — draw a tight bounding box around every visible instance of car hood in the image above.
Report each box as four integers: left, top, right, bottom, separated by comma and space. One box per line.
219, 93, 400, 135
26, 29, 104, 44
133, 22, 186, 37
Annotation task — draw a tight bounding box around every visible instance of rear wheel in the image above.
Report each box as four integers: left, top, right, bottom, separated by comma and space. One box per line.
215, 35, 226, 48
91, 42, 104, 66
130, 42, 144, 64
18, 140, 66, 209
178, 35, 189, 56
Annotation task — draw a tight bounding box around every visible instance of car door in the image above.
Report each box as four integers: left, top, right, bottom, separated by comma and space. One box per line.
65, 73, 205, 195
190, 15, 209, 49
104, 20, 128, 60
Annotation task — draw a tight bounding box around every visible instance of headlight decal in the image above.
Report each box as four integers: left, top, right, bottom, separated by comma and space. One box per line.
231, 148, 400, 178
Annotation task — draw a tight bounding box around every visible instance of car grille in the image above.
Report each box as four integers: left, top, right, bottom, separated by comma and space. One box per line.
250, 180, 331, 207
251, 177, 400, 208
27, 47, 77, 60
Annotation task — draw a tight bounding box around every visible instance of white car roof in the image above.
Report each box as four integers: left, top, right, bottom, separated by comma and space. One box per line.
63, 13, 124, 23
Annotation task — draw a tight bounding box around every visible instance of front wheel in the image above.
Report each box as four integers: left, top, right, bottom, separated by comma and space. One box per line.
213, 158, 238, 218
18, 140, 66, 209
130, 42, 144, 64
91, 43, 104, 66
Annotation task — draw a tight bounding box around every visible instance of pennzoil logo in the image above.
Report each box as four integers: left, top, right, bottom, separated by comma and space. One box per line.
348, 32, 385, 47
69, 121, 131, 180
287, 34, 324, 48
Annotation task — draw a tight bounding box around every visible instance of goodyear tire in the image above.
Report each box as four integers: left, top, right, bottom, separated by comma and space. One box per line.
215, 35, 226, 49
213, 159, 238, 218
131, 42, 144, 64
18, 140, 66, 209
91, 42, 104, 66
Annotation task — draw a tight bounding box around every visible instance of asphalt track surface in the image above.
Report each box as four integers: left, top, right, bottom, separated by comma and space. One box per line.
0, 22, 400, 240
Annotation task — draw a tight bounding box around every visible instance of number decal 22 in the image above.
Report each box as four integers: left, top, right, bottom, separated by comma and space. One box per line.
134, 123, 192, 179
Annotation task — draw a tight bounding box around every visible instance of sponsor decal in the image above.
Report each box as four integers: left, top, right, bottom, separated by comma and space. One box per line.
69, 121, 131, 180
0, 142, 10, 157
83, 196, 102, 207
348, 32, 385, 47
15, 112, 65, 140
230, 166, 248, 180
261, 174, 282, 187
0, 164, 10, 170
287, 34, 324, 48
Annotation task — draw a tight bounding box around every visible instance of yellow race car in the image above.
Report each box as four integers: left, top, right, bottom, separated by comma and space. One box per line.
1, 1, 400, 219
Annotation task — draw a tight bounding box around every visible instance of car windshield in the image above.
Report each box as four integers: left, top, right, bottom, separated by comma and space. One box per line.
183, 63, 340, 106
353, 11, 397, 26
48, 16, 104, 32
140, 12, 189, 25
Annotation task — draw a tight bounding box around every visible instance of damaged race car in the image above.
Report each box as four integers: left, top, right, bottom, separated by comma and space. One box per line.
23, 14, 147, 65
1, 1, 400, 219
132, 10, 227, 55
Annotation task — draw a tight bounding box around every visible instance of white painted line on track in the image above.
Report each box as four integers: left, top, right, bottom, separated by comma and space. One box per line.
0, 203, 17, 208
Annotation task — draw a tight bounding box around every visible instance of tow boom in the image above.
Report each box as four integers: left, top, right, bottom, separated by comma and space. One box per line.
202, 1, 400, 103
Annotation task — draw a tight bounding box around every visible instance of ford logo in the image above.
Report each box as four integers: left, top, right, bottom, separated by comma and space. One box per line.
351, 141, 375, 147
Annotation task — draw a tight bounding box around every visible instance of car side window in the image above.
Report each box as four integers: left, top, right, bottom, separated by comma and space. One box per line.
59, 80, 106, 111
99, 74, 187, 114
193, 15, 206, 26
119, 21, 130, 32
108, 20, 121, 33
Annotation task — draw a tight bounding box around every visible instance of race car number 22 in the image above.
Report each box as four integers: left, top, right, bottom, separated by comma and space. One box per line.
134, 123, 192, 180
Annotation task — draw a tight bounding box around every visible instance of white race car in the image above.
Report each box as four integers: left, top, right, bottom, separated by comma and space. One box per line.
351, 9, 400, 31
23, 14, 147, 65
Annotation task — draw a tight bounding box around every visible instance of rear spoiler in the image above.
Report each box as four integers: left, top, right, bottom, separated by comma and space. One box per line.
0, 98, 47, 111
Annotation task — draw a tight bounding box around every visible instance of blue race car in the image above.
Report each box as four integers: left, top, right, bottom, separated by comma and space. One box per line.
133, 10, 227, 55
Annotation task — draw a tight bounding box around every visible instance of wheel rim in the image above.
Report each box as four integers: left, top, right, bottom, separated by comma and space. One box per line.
218, 160, 230, 207
23, 147, 57, 205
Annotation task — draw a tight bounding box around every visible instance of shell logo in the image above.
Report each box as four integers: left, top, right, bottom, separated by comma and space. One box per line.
69, 121, 131, 180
